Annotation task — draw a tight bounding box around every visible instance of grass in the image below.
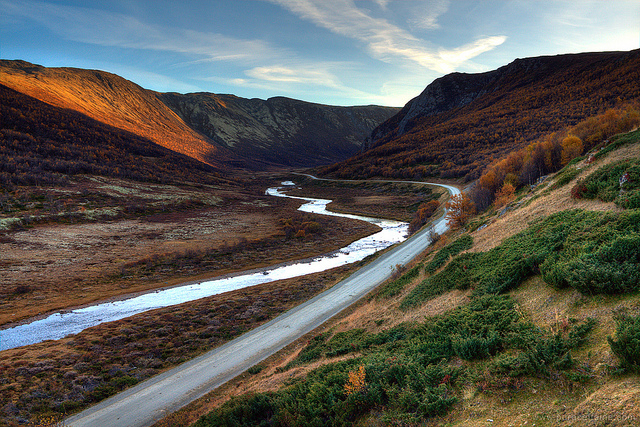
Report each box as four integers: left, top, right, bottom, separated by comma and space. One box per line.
194, 295, 596, 427
375, 263, 422, 300
401, 208, 640, 310
424, 234, 473, 274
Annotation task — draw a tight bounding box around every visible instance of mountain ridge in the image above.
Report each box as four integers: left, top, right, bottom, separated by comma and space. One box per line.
160, 92, 399, 166
328, 49, 640, 181
0, 60, 398, 169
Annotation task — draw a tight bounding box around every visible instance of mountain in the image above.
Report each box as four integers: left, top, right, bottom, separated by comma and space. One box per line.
160, 93, 399, 166
0, 60, 229, 167
0, 83, 225, 188
322, 49, 640, 181
0, 60, 397, 168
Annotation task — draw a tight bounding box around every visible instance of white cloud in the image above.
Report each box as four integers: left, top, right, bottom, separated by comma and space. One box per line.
266, 0, 504, 73
408, 0, 449, 31
246, 66, 341, 88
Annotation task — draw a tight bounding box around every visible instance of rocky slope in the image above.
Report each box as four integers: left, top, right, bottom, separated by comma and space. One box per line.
324, 49, 640, 180
160, 93, 399, 166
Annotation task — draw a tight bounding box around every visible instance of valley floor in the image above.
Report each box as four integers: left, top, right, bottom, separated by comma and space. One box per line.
0, 171, 443, 426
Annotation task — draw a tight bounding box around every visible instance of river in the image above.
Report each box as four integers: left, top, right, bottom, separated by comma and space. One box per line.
0, 182, 409, 351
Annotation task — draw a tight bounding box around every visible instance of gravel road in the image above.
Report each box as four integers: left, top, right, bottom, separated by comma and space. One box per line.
65, 181, 460, 427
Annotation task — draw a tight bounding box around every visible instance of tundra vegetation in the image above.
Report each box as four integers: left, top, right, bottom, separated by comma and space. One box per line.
192, 128, 640, 427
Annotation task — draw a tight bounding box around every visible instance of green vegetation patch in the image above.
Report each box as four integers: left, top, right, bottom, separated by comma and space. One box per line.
402, 209, 640, 309
608, 313, 640, 373
197, 296, 594, 426
551, 165, 581, 189
425, 235, 473, 274
376, 264, 422, 300
593, 127, 640, 160
573, 157, 640, 209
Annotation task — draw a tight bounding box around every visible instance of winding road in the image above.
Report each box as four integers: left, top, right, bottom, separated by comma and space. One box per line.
65, 179, 460, 427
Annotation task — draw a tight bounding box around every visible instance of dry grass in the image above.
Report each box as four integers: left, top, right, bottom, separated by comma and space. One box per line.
470, 141, 640, 254
0, 264, 359, 426
0, 176, 379, 326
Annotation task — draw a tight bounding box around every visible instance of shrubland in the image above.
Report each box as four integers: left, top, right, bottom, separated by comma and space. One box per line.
191, 124, 640, 427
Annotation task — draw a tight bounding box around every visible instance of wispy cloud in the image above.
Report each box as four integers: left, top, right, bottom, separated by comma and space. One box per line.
1, 0, 283, 65
408, 0, 450, 30
266, 0, 504, 72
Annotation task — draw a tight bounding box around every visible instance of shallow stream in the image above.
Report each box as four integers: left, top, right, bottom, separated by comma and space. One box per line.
0, 182, 408, 351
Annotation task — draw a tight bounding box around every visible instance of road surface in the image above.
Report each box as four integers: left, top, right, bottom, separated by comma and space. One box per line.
66, 181, 460, 427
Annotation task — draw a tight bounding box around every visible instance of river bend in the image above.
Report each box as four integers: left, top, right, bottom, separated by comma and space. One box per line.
1, 183, 408, 351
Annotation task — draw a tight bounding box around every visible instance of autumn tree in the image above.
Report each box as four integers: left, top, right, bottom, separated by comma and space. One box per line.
445, 194, 476, 229
494, 182, 516, 209
408, 200, 440, 234
344, 365, 366, 396
560, 135, 584, 166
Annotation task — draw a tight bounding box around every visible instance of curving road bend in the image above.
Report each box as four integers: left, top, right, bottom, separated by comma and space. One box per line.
65, 180, 460, 427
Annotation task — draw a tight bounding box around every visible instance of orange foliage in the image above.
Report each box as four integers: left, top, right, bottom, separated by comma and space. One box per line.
561, 135, 583, 166
494, 183, 516, 209
445, 194, 476, 229
408, 200, 440, 234
344, 365, 366, 396
471, 104, 640, 211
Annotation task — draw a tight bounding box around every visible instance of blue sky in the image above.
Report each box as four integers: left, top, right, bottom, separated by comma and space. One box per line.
1, 0, 639, 106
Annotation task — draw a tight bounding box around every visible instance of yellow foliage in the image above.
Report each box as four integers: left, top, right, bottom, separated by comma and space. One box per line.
344, 365, 366, 396
560, 135, 583, 166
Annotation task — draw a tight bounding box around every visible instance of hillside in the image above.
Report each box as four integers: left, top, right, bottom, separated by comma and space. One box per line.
0, 60, 397, 169
160, 93, 399, 167
0, 84, 224, 189
321, 49, 640, 181
181, 128, 640, 427
0, 60, 231, 167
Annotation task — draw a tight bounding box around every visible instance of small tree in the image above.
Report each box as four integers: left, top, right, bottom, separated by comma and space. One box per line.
494, 182, 516, 209
561, 135, 584, 166
445, 194, 475, 229
344, 365, 367, 396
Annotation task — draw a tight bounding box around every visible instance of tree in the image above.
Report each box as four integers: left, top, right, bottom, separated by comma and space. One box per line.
445, 194, 476, 229
494, 182, 516, 209
560, 135, 583, 166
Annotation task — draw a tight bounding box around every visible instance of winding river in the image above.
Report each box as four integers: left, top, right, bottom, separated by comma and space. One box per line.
1, 182, 411, 351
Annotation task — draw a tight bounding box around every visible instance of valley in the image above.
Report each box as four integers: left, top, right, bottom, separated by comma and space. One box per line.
1, 49, 640, 427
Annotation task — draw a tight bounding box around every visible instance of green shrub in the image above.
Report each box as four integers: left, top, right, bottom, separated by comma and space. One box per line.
608, 314, 640, 373
552, 166, 581, 189
576, 157, 640, 209
425, 235, 473, 274
402, 209, 640, 308
493, 318, 595, 377
197, 296, 594, 426
376, 263, 422, 299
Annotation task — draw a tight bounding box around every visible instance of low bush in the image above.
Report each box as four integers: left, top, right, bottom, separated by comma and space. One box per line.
608, 314, 640, 373
402, 209, 640, 309
376, 263, 421, 299
425, 235, 473, 274
197, 295, 594, 426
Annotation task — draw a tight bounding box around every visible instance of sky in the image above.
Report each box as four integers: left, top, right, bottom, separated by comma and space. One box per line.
1, 1, 639, 107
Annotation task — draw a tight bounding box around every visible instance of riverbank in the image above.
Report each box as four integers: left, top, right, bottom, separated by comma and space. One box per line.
0, 181, 380, 327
